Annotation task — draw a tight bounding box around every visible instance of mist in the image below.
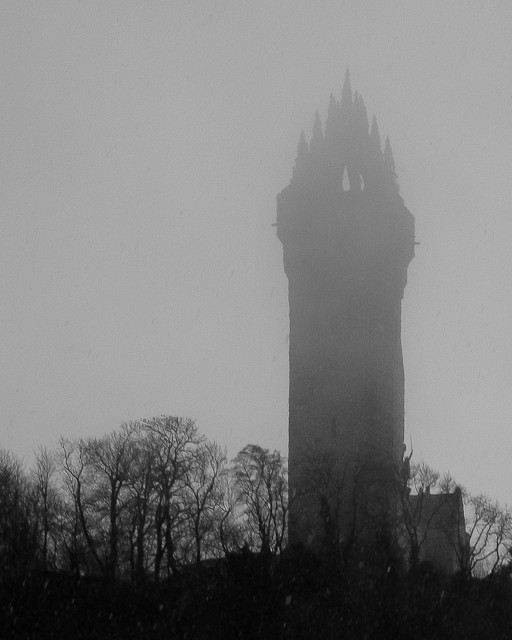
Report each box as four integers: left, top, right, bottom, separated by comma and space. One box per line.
2, 0, 512, 509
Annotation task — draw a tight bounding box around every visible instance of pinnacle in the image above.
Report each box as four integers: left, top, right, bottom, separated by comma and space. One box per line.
297, 131, 308, 158
384, 137, 399, 192
370, 115, 382, 153
341, 68, 353, 108
310, 110, 324, 147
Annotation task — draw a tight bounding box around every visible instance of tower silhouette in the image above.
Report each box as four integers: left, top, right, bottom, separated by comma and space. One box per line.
277, 72, 415, 555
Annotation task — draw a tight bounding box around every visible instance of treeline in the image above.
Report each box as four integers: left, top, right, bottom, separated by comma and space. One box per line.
3, 422, 512, 638
0, 416, 287, 583
2, 417, 512, 585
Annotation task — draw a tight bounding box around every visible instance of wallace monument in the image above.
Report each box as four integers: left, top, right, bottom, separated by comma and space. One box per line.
277, 71, 415, 558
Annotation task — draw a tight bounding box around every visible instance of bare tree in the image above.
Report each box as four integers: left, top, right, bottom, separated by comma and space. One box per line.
0, 449, 38, 576
31, 446, 58, 568
213, 468, 247, 556
438, 471, 458, 494
59, 437, 104, 575
142, 416, 200, 580
447, 492, 512, 577
231, 444, 288, 555
124, 422, 157, 584
82, 425, 134, 580
409, 461, 440, 494
183, 439, 227, 564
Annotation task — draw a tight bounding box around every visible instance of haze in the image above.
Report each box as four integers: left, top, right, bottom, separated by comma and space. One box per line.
2, 1, 512, 506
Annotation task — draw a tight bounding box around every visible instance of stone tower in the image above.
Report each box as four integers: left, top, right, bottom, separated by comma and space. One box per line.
277, 72, 415, 555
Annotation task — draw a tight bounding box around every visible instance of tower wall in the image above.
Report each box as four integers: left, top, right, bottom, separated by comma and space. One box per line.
277, 76, 414, 554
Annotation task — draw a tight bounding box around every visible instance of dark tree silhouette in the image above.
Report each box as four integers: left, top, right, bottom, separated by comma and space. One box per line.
232, 444, 288, 555
0, 449, 38, 577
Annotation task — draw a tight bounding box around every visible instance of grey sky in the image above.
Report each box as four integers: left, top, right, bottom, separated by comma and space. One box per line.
2, 1, 512, 505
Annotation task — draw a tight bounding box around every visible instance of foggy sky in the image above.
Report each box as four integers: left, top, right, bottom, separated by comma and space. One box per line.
2, 1, 512, 506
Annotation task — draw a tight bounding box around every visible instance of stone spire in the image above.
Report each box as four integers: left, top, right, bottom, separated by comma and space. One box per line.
310, 110, 324, 151
324, 94, 340, 141
384, 136, 399, 193
340, 68, 353, 121
292, 130, 309, 180
370, 115, 382, 155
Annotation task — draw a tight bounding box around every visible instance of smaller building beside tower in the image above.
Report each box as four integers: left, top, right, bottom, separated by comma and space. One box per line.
409, 487, 470, 574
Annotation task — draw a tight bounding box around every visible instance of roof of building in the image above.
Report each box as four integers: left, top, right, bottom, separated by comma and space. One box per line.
410, 488, 465, 530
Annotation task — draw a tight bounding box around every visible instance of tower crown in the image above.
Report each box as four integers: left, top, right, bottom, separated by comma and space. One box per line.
287, 76, 399, 198
277, 75, 415, 285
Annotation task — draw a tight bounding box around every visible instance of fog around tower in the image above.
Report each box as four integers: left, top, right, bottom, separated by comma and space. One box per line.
1, 1, 512, 507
